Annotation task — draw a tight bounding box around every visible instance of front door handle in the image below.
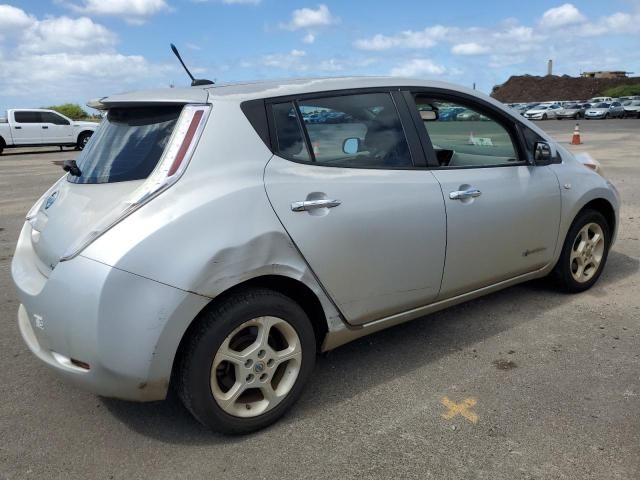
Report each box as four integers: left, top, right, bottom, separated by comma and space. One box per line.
14, 126, 22, 129
291, 199, 341, 212
449, 188, 482, 200
42, 126, 49, 129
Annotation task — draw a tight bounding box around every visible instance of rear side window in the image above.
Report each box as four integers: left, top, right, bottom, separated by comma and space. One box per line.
69, 106, 181, 184
14, 111, 41, 123
272, 92, 412, 168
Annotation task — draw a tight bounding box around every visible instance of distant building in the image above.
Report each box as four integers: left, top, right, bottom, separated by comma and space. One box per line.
580, 71, 630, 79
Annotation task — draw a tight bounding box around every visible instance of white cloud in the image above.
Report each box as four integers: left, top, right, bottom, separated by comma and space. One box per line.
281, 4, 337, 30
578, 11, 640, 35
20, 16, 116, 54
0, 6, 175, 107
63, 0, 170, 24
451, 42, 490, 55
540, 3, 586, 27
0, 4, 35, 31
354, 26, 448, 50
390, 58, 446, 77
303, 33, 315, 44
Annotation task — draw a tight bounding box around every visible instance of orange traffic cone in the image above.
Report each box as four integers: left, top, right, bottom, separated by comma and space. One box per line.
571, 123, 582, 145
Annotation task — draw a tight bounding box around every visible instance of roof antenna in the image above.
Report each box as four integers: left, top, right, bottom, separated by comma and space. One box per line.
170, 43, 214, 87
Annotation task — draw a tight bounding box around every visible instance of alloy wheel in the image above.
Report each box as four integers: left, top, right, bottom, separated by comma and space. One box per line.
211, 316, 302, 418
570, 222, 605, 283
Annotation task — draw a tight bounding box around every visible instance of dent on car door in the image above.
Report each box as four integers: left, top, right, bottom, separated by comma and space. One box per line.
263, 91, 447, 325
406, 91, 561, 299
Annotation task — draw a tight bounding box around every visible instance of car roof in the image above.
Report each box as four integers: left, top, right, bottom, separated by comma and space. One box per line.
93, 76, 496, 107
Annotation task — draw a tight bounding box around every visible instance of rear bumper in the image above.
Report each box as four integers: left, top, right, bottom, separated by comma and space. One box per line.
11, 222, 209, 401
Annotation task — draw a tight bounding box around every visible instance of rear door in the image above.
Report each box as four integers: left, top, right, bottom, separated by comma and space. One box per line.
264, 91, 447, 325
11, 111, 42, 145
40, 111, 74, 144
404, 90, 561, 299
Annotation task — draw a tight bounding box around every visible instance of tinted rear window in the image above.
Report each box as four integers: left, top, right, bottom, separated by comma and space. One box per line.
68, 106, 181, 184
14, 111, 41, 123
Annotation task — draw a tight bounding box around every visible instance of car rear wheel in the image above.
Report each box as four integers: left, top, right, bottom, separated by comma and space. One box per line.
0, 138, 4, 155
551, 209, 610, 293
177, 288, 316, 434
76, 131, 92, 150
542, 114, 547, 120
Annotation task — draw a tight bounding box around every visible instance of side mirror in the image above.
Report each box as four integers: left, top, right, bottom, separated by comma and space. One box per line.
342, 137, 360, 155
534, 141, 553, 165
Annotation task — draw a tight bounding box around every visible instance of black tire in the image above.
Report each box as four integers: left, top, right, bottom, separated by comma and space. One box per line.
603, 113, 609, 120
0, 139, 4, 155
542, 114, 547, 120
177, 288, 316, 434
76, 131, 92, 150
550, 209, 611, 293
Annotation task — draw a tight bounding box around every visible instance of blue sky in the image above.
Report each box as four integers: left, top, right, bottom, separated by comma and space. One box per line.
1, 1, 639, 110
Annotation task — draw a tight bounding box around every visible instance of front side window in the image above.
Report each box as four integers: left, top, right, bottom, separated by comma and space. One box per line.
69, 106, 181, 184
412, 95, 520, 167
41, 112, 70, 125
273, 92, 412, 168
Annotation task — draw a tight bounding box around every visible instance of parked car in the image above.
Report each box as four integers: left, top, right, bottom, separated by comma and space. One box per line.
584, 102, 625, 119
0, 109, 97, 155
509, 103, 532, 116
524, 103, 562, 120
11, 77, 619, 434
555, 103, 587, 120
588, 96, 614, 104
623, 100, 640, 118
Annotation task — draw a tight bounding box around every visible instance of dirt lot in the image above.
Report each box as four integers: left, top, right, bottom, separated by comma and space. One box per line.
0, 120, 638, 480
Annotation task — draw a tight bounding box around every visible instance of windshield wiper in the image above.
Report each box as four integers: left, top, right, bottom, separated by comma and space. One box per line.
62, 159, 82, 177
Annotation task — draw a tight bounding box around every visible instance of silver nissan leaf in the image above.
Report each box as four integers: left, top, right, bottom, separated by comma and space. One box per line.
11, 77, 620, 433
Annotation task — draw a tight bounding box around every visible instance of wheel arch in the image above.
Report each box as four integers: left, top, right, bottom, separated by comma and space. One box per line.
170, 274, 330, 390
76, 129, 94, 142
578, 197, 616, 236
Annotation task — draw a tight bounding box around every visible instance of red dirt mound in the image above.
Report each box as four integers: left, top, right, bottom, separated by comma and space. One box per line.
491, 75, 640, 102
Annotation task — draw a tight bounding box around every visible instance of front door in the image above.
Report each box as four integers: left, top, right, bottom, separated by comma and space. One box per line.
406, 91, 561, 299
264, 92, 447, 325
40, 111, 74, 144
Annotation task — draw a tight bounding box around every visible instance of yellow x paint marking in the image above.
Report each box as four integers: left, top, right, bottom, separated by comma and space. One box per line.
441, 397, 478, 424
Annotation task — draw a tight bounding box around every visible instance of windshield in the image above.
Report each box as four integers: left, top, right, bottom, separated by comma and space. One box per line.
69, 106, 182, 184
594, 103, 610, 108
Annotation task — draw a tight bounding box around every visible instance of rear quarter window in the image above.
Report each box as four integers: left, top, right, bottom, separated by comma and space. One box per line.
69, 106, 181, 184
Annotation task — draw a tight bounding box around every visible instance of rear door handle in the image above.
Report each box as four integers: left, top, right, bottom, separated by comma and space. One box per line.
42, 126, 48, 129
14, 126, 22, 129
291, 199, 341, 212
449, 188, 482, 200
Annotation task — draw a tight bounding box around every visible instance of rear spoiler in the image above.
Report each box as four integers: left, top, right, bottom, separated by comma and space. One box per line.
87, 98, 108, 111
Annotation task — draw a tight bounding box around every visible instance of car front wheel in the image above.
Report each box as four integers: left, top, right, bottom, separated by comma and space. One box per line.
551, 209, 610, 293
177, 288, 316, 434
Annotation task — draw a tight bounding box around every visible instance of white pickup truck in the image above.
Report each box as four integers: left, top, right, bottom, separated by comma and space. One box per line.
0, 109, 98, 155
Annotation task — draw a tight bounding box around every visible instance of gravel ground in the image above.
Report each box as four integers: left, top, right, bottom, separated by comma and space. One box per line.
0, 120, 638, 480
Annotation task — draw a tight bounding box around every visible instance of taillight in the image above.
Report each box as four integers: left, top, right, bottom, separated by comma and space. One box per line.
168, 110, 203, 176
59, 104, 211, 262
